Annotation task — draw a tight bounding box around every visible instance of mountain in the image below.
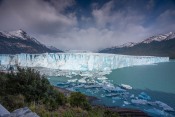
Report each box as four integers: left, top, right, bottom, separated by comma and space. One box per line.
0, 29, 63, 54
47, 46, 62, 52
99, 32, 175, 59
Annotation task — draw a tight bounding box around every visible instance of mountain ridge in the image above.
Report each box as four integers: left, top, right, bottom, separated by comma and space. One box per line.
99, 32, 175, 59
0, 29, 63, 54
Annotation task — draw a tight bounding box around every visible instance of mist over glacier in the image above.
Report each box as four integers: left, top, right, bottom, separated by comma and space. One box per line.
0, 53, 169, 71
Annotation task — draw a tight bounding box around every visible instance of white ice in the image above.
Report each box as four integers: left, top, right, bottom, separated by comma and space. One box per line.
0, 53, 169, 71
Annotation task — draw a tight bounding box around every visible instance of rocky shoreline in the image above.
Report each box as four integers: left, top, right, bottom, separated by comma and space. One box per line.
54, 86, 150, 117
0, 86, 150, 117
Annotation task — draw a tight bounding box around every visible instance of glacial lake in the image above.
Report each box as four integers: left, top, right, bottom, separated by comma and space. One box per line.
48, 61, 175, 117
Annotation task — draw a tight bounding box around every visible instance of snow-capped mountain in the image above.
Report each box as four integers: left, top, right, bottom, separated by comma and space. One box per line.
142, 32, 175, 44
99, 32, 175, 59
65, 50, 92, 53
117, 42, 136, 48
0, 29, 62, 54
0, 29, 42, 44
112, 32, 175, 48
47, 46, 61, 52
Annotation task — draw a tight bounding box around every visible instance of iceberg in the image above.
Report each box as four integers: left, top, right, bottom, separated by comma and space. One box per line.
155, 101, 174, 112
138, 92, 151, 100
120, 84, 132, 90
131, 99, 148, 105
145, 108, 174, 117
67, 79, 78, 83
123, 101, 130, 105
0, 53, 169, 71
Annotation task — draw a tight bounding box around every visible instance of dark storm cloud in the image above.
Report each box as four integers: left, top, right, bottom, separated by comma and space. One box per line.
0, 0, 175, 51
0, 0, 77, 34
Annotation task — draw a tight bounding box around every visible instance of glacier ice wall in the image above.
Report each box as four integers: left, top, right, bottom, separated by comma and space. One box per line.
0, 53, 169, 71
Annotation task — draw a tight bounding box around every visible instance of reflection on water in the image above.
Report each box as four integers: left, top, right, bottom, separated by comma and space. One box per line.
47, 61, 175, 117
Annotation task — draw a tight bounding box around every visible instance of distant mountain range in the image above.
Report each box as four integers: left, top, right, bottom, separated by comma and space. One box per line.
1, 29, 175, 59
0, 29, 62, 54
99, 32, 175, 59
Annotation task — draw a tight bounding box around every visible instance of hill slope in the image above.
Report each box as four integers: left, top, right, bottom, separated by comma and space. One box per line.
99, 32, 175, 59
0, 29, 62, 54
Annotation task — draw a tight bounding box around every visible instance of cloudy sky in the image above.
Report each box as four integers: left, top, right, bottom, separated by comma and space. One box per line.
0, 0, 175, 51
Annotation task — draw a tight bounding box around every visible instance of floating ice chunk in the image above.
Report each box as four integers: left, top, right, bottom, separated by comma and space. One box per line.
57, 82, 69, 86
68, 79, 77, 83
131, 99, 148, 105
105, 93, 120, 97
120, 84, 132, 90
71, 71, 77, 75
80, 72, 93, 77
86, 89, 94, 94
114, 87, 126, 92
124, 101, 130, 105
155, 101, 174, 112
112, 100, 116, 103
112, 97, 121, 100
86, 79, 96, 84
78, 78, 87, 83
97, 77, 108, 80
138, 92, 151, 100
101, 94, 105, 98
130, 94, 135, 98
98, 70, 112, 75
145, 108, 173, 117
93, 89, 99, 94
145, 108, 165, 116
147, 101, 157, 106
84, 84, 101, 88
102, 83, 115, 91
107, 92, 129, 98
66, 75, 72, 78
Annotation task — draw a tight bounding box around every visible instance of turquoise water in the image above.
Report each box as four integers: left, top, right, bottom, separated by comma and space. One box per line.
107, 61, 175, 94
48, 61, 175, 117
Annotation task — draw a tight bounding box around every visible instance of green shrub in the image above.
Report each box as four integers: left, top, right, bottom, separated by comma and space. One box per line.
0, 67, 66, 111
69, 92, 91, 110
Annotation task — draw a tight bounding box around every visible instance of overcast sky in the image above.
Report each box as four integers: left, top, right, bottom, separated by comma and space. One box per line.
0, 0, 175, 51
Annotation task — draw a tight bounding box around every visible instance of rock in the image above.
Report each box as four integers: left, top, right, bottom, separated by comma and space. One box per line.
4, 107, 39, 117
0, 104, 10, 117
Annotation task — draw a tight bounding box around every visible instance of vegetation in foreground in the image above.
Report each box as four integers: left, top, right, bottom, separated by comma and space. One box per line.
0, 68, 121, 117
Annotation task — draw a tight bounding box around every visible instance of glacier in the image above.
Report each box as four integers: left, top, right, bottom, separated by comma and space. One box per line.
0, 53, 169, 71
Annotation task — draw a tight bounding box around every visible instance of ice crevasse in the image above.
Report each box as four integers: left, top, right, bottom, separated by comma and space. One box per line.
0, 53, 169, 71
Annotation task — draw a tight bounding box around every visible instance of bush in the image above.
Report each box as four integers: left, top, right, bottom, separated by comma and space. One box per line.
69, 92, 91, 110
0, 67, 66, 111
